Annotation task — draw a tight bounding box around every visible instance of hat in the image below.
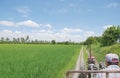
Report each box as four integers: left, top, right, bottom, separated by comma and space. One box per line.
105, 53, 119, 63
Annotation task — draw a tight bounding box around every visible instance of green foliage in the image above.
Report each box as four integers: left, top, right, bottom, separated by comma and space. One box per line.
83, 25, 120, 47
0, 44, 81, 78
51, 40, 56, 44
84, 36, 99, 45
101, 25, 120, 46
92, 44, 120, 62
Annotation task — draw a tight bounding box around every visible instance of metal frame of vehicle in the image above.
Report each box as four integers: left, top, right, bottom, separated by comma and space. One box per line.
66, 70, 120, 78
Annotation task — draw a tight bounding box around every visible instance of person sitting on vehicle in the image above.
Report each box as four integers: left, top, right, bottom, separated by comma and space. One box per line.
96, 53, 120, 78
99, 62, 105, 69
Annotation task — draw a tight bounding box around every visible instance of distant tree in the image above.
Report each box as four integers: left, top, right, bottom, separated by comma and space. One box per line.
35, 39, 39, 44
0, 37, 5, 43
84, 36, 98, 45
13, 38, 17, 43
94, 36, 102, 43
51, 40, 56, 44
1, 37, 4, 42
117, 25, 120, 43
5, 37, 10, 43
65, 41, 69, 45
17, 38, 20, 43
21, 37, 25, 43
25, 36, 29, 43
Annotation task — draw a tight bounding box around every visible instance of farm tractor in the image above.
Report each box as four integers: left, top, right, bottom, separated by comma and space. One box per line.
66, 46, 107, 78
87, 48, 98, 69
87, 48, 98, 78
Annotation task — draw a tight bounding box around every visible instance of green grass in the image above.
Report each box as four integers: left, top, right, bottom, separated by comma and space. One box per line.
0, 44, 81, 78
92, 44, 120, 62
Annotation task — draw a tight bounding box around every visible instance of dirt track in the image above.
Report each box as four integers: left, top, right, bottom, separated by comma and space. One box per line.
72, 46, 99, 78
72, 46, 85, 78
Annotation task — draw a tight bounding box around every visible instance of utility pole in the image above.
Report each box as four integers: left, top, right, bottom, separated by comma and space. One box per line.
118, 34, 120, 43
117, 34, 120, 43
89, 45, 91, 58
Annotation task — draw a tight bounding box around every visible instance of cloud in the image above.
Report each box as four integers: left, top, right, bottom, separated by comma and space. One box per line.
106, 2, 119, 8
16, 6, 31, 14
103, 25, 113, 29
0, 21, 15, 27
16, 20, 39, 27
16, 6, 31, 17
84, 31, 95, 37
0, 20, 40, 28
45, 24, 52, 29
61, 27, 83, 33
0, 30, 26, 39
0, 28, 97, 42
32, 29, 54, 34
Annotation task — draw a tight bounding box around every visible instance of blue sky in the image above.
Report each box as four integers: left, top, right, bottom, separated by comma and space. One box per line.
0, 0, 120, 42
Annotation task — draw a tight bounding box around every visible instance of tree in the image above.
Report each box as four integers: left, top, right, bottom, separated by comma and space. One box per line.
117, 25, 120, 43
25, 36, 29, 43
0, 37, 5, 43
51, 40, 56, 44
84, 36, 98, 45
5, 37, 10, 43
21, 37, 25, 43
13, 38, 17, 43
101, 26, 120, 46
65, 41, 69, 45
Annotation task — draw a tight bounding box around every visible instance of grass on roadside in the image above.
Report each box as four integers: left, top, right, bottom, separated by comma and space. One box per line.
91, 44, 120, 62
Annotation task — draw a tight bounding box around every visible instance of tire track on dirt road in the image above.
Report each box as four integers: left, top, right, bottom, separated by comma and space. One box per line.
72, 46, 85, 78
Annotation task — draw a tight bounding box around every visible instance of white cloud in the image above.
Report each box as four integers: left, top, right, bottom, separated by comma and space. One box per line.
16, 20, 39, 27
32, 29, 54, 34
106, 2, 119, 8
0, 21, 15, 27
84, 31, 95, 37
16, 6, 31, 14
103, 25, 113, 29
0, 30, 26, 39
0, 28, 97, 42
3, 30, 13, 33
16, 6, 31, 17
45, 24, 52, 29
61, 27, 83, 33
0, 20, 40, 28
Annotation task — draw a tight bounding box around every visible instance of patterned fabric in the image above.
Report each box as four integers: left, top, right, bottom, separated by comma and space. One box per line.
96, 65, 120, 78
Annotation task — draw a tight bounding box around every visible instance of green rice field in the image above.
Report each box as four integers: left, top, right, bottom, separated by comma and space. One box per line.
0, 44, 81, 78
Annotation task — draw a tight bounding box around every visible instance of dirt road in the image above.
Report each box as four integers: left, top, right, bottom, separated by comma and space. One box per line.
72, 46, 99, 78
72, 46, 85, 78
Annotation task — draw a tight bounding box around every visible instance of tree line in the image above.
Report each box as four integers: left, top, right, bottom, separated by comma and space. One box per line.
0, 36, 79, 45
2, 25, 119, 46
83, 25, 120, 46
